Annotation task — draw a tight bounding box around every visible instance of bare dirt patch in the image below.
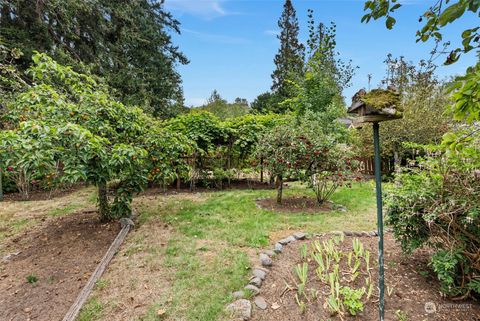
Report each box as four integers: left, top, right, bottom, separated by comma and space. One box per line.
139, 179, 272, 198
0, 212, 119, 321
3, 184, 86, 202
256, 197, 333, 213
89, 218, 174, 321
252, 234, 480, 321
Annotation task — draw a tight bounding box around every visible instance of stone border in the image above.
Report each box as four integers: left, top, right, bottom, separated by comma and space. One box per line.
225, 230, 378, 320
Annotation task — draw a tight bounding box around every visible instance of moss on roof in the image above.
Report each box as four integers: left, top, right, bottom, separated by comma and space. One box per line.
360, 89, 402, 111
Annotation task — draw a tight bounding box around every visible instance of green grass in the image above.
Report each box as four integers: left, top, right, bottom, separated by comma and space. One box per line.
161, 181, 376, 248
48, 204, 81, 217
78, 298, 103, 321
133, 181, 376, 321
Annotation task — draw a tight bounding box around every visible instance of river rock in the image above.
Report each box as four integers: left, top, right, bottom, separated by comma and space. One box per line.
226, 299, 252, 320
254, 296, 268, 310
244, 284, 260, 295
249, 277, 262, 287
293, 232, 306, 240
274, 243, 283, 253
259, 253, 272, 267
252, 269, 266, 280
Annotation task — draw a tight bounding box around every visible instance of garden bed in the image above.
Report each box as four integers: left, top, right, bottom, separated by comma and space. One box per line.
256, 197, 334, 213
0, 211, 119, 321
251, 233, 480, 321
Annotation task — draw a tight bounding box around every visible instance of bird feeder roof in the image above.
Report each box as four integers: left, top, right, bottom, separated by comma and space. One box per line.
348, 88, 402, 114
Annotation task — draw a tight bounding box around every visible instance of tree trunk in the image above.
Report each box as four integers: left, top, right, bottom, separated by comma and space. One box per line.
98, 181, 110, 221
260, 158, 264, 183
0, 170, 3, 201
276, 175, 283, 204
176, 172, 181, 191
394, 151, 402, 174
269, 173, 275, 188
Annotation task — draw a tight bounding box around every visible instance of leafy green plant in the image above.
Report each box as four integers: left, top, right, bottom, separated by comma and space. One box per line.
295, 293, 307, 314
430, 249, 465, 296
365, 278, 374, 300
340, 286, 365, 316
386, 156, 480, 297
326, 271, 342, 316
387, 285, 395, 297
295, 263, 309, 296
295, 293, 306, 314
395, 309, 409, 321
352, 238, 364, 258
364, 250, 371, 272
26, 274, 38, 284
300, 244, 308, 260
0, 53, 193, 220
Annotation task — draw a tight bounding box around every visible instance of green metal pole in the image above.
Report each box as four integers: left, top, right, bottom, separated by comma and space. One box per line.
373, 122, 384, 321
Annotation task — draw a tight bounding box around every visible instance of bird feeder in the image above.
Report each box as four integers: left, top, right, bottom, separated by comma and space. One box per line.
348, 87, 403, 125
348, 87, 402, 321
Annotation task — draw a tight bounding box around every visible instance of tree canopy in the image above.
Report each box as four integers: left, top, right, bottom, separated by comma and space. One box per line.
271, 0, 305, 105
0, 0, 188, 118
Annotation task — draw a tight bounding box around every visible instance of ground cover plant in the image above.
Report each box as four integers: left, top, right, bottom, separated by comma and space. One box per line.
289, 235, 375, 317
252, 233, 480, 321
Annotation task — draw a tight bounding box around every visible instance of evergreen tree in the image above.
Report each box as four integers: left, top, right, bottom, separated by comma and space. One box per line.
207, 90, 226, 104
0, 0, 188, 118
271, 0, 305, 103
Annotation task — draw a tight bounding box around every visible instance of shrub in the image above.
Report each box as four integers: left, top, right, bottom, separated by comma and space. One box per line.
0, 53, 192, 220
385, 147, 480, 297
256, 112, 356, 204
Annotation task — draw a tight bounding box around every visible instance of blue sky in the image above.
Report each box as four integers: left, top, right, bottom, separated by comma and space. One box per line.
165, 0, 479, 107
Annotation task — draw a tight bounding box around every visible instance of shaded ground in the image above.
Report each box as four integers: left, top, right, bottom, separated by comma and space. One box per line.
139, 179, 272, 197
0, 187, 97, 244
0, 212, 119, 321
256, 196, 333, 213
252, 234, 480, 321
2, 184, 86, 202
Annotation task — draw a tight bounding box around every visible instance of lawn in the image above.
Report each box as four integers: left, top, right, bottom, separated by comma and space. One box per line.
77, 181, 376, 321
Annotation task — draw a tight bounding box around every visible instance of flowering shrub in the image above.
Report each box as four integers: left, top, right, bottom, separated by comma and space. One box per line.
256, 115, 356, 204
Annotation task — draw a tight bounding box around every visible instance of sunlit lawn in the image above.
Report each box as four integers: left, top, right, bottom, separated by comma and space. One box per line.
80, 181, 377, 321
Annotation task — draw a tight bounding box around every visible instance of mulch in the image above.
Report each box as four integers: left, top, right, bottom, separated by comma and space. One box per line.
252, 233, 480, 321
0, 212, 119, 321
256, 196, 333, 213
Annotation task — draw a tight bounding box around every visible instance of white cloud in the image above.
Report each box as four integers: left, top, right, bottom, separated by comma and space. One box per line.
165, 0, 231, 19
183, 28, 249, 44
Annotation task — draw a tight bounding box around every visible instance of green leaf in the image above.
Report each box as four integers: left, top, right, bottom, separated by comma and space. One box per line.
438, 2, 467, 26
386, 16, 396, 29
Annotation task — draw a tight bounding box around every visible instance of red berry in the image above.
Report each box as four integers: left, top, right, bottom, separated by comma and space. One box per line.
6, 166, 13, 172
